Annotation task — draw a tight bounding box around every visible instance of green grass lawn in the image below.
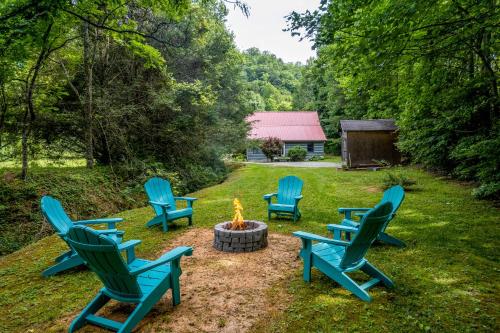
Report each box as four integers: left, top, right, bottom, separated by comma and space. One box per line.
321, 154, 342, 163
0, 164, 498, 332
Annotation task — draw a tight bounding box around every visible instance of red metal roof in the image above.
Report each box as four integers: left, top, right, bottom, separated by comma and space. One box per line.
246, 111, 327, 142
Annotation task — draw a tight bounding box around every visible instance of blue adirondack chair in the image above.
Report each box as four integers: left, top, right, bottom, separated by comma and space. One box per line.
338, 185, 406, 247
66, 225, 192, 333
293, 202, 395, 302
40, 195, 126, 277
264, 175, 303, 222
144, 177, 197, 232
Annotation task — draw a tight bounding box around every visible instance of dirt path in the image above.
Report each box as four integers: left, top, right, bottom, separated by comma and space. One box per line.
70, 228, 301, 333
157, 229, 301, 333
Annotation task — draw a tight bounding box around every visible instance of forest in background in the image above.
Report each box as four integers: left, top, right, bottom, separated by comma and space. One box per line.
288, 0, 499, 199
0, 0, 311, 254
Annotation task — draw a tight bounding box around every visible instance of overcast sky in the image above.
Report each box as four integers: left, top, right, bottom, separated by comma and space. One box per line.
225, 0, 320, 64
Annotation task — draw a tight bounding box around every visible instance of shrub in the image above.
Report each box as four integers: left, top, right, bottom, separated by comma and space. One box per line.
382, 172, 417, 190
308, 155, 324, 161
260, 137, 283, 161
288, 146, 307, 161
325, 138, 341, 155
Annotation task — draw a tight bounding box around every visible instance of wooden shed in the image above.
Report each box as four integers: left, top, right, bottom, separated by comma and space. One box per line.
340, 119, 401, 168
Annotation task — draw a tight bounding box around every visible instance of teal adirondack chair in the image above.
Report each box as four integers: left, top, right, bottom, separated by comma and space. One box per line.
339, 185, 406, 247
40, 195, 125, 277
66, 225, 192, 333
264, 175, 303, 222
144, 177, 197, 232
293, 202, 395, 302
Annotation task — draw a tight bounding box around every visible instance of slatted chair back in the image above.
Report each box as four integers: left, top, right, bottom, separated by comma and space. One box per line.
66, 225, 142, 299
340, 202, 393, 268
145, 177, 176, 214
381, 185, 405, 218
277, 176, 303, 205
41, 196, 73, 235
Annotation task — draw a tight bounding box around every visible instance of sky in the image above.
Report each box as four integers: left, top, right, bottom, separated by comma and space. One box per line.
225, 0, 320, 64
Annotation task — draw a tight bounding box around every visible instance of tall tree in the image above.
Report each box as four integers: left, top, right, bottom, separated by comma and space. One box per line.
287, 0, 499, 198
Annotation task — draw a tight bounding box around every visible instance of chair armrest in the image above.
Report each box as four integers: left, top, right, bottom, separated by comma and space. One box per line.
75, 217, 124, 225
338, 208, 370, 213
326, 224, 359, 233
174, 197, 197, 201
338, 207, 370, 219
263, 193, 277, 202
118, 240, 142, 264
294, 195, 303, 202
95, 229, 119, 235
292, 231, 350, 246
130, 246, 193, 275
174, 197, 197, 208
75, 217, 124, 229
149, 201, 170, 208
118, 239, 142, 251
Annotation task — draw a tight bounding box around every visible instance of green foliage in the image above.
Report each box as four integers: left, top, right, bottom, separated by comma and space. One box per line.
308, 155, 324, 161
241, 48, 308, 111
260, 137, 283, 161
324, 138, 341, 155
382, 172, 417, 191
0, 167, 147, 255
287, 146, 307, 161
0, 157, 227, 255
287, 0, 500, 199
0, 1, 251, 187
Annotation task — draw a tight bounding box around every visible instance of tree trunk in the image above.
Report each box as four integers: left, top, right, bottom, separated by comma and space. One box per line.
21, 110, 30, 180
0, 82, 7, 148
21, 23, 53, 179
83, 21, 94, 168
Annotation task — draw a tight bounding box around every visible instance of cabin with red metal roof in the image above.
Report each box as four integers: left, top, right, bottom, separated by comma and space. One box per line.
246, 111, 327, 161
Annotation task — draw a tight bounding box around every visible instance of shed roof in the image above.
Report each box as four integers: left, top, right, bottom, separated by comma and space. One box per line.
246, 111, 327, 142
340, 119, 398, 132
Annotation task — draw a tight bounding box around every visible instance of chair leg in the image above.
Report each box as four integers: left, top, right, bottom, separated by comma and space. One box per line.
170, 259, 182, 306
69, 291, 110, 332
42, 255, 84, 277
378, 232, 406, 248
268, 211, 271, 221
361, 261, 394, 288
119, 301, 154, 333
302, 256, 312, 282
188, 216, 193, 226
162, 219, 169, 232
332, 271, 372, 302
55, 250, 73, 263
146, 215, 163, 228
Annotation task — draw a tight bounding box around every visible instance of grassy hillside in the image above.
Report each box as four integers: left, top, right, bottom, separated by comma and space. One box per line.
0, 164, 498, 332
0, 162, 231, 255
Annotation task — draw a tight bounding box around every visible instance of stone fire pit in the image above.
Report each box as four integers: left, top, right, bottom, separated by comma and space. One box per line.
213, 220, 268, 253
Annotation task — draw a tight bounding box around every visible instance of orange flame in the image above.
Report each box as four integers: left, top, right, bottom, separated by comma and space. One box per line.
230, 198, 246, 230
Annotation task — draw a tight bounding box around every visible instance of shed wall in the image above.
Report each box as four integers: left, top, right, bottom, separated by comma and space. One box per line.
343, 131, 400, 167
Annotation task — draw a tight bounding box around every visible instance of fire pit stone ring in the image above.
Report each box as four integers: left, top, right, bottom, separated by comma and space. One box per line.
213, 220, 268, 253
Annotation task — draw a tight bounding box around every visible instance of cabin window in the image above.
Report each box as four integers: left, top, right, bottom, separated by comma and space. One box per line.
307, 143, 314, 152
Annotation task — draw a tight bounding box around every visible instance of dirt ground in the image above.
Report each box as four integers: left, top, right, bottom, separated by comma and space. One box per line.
69, 228, 301, 333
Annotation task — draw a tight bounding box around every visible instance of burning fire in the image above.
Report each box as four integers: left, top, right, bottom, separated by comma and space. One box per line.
230, 198, 246, 230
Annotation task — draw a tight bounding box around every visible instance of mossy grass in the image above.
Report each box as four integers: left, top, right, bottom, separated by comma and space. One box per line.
0, 164, 498, 332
